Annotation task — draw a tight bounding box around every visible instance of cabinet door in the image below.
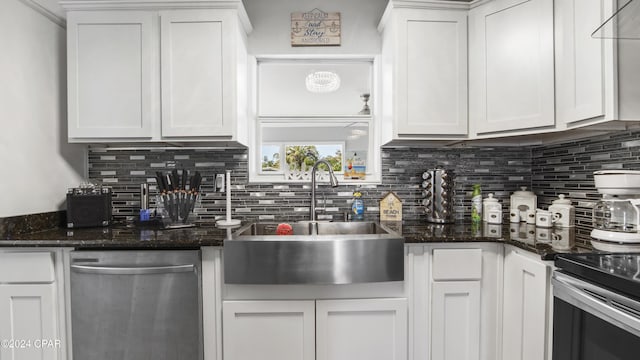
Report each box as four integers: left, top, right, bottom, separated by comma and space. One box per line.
431, 281, 481, 360
316, 298, 407, 360
395, 10, 468, 136
502, 249, 549, 360
160, 10, 232, 137
470, 0, 555, 134
0, 284, 60, 360
222, 300, 315, 360
555, 0, 616, 125
67, 11, 154, 139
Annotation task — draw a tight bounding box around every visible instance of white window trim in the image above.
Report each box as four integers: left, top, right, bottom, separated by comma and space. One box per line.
248, 55, 382, 184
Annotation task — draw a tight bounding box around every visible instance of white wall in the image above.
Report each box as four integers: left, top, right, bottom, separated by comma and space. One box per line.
244, 0, 387, 55
0, 0, 85, 217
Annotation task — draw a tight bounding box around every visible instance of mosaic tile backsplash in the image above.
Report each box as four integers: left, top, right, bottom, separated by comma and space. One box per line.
86, 128, 640, 248
87, 146, 533, 224
532, 129, 640, 246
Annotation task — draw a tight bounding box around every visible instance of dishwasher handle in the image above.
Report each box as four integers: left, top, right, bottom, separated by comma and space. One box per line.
71, 264, 195, 275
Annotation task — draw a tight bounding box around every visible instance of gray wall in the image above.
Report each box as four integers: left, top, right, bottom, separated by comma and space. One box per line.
0, 0, 85, 217
244, 0, 387, 55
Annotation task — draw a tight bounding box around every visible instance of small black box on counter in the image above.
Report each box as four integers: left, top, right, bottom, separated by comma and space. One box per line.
66, 187, 112, 228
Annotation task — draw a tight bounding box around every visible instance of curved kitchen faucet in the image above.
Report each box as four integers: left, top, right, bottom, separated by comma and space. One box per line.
310, 160, 339, 221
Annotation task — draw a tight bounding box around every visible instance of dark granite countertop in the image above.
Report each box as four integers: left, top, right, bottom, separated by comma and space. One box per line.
2, 223, 228, 248
1, 220, 591, 260
394, 220, 591, 260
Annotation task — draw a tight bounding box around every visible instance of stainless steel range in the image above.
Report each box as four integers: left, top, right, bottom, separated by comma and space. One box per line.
553, 253, 640, 360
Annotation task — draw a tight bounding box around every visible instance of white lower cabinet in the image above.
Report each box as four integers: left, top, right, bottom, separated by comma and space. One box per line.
501, 245, 553, 360
0, 284, 59, 360
316, 298, 407, 360
202, 247, 223, 360
0, 250, 67, 360
223, 298, 407, 360
222, 300, 315, 360
431, 281, 481, 360
406, 243, 501, 360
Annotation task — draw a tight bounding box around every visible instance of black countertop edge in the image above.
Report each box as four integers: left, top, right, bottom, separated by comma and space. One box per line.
1, 221, 591, 260
0, 211, 66, 238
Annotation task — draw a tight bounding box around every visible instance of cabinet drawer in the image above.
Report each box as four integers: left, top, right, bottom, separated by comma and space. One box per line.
432, 248, 482, 281
0, 252, 55, 283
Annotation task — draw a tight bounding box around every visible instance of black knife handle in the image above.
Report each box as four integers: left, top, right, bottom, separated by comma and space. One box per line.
181, 169, 189, 192
193, 171, 202, 193
155, 172, 166, 193
171, 169, 180, 191
165, 174, 174, 192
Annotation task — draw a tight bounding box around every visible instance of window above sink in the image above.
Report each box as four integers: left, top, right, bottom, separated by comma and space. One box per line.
249, 56, 381, 184
258, 59, 372, 116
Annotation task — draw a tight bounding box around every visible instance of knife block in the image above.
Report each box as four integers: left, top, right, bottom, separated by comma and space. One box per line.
155, 194, 199, 229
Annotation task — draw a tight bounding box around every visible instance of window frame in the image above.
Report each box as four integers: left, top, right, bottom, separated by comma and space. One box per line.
248, 55, 382, 184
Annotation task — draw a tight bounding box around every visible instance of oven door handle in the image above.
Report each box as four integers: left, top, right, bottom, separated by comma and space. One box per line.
71, 264, 195, 275
553, 272, 640, 338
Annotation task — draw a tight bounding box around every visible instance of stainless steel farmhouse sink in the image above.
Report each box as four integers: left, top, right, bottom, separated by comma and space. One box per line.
223, 222, 404, 285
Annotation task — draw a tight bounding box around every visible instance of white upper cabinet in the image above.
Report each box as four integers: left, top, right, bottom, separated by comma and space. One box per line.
379, 4, 468, 142
64, 1, 251, 143
67, 11, 154, 139
555, 0, 612, 126
160, 10, 230, 137
469, 0, 555, 136
555, 0, 640, 128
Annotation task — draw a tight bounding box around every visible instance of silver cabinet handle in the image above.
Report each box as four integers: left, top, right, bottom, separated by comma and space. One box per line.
71, 264, 195, 275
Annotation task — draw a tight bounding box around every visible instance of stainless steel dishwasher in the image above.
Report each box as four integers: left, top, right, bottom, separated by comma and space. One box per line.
69, 250, 202, 360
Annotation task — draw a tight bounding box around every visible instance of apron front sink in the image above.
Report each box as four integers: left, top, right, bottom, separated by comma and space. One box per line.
224, 222, 404, 285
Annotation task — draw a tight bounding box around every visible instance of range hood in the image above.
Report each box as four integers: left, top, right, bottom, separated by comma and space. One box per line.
592, 0, 640, 39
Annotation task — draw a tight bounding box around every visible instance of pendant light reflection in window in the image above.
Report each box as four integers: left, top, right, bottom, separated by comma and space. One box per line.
305, 71, 341, 93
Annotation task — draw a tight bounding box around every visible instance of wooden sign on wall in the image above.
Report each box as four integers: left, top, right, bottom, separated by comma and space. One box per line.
380, 192, 402, 222
291, 8, 341, 46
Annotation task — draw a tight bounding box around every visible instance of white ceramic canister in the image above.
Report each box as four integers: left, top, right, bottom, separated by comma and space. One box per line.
483, 193, 502, 224
525, 209, 537, 225
536, 227, 553, 242
510, 186, 537, 221
483, 223, 502, 238
509, 209, 521, 223
548, 194, 575, 227
536, 209, 556, 228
